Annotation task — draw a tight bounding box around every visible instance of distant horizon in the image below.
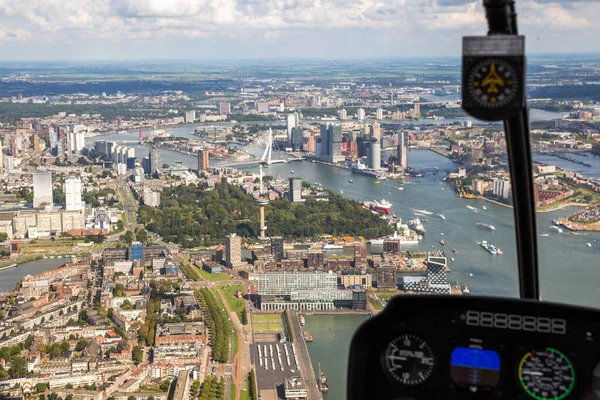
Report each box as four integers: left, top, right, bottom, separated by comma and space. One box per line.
0, 52, 600, 64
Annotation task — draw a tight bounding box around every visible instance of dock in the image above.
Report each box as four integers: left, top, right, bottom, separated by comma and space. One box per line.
289, 311, 322, 400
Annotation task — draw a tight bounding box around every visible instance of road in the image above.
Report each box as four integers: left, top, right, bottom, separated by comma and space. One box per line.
117, 177, 139, 231
215, 285, 252, 400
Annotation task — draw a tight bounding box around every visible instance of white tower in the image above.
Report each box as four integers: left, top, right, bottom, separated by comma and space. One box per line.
65, 176, 83, 211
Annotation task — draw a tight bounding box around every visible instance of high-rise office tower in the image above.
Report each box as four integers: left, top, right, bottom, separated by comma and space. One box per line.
367, 139, 381, 170
357, 108, 365, 121
414, 102, 421, 116
226, 234, 242, 268
370, 122, 382, 142
65, 176, 83, 211
198, 149, 210, 171
397, 131, 408, 169
184, 111, 196, 123
33, 170, 53, 208
318, 124, 344, 163
287, 112, 299, 144
288, 177, 303, 203
329, 124, 343, 163
376, 108, 384, 120
67, 131, 85, 154
292, 127, 304, 151
149, 147, 160, 176
270, 237, 284, 261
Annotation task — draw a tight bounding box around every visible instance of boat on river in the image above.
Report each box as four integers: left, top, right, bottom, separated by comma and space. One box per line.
408, 218, 426, 235
479, 241, 503, 255
318, 364, 329, 392
476, 223, 496, 231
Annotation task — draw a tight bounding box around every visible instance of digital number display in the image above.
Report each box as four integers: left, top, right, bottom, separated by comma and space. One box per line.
451, 347, 501, 388
464, 311, 567, 335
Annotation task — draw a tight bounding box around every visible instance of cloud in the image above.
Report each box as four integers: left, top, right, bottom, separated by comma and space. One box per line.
0, 0, 597, 56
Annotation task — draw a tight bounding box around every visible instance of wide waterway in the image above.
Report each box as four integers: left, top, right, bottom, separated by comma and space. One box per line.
91, 118, 599, 400
0, 257, 70, 290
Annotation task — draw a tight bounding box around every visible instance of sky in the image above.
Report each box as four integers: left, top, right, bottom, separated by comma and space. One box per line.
0, 0, 598, 60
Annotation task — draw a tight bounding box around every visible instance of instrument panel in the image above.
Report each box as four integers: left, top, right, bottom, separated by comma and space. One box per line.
347, 296, 600, 400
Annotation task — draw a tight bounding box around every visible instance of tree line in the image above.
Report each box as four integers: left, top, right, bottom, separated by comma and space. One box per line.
198, 376, 225, 400
196, 288, 230, 363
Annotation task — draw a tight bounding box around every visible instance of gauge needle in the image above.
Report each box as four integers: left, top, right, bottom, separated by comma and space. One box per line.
386, 356, 407, 361
521, 370, 543, 376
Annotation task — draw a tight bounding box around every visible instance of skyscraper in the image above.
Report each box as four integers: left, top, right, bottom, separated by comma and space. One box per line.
367, 139, 381, 170
339, 109, 347, 120
67, 131, 85, 154
198, 149, 210, 171
149, 147, 160, 176
370, 122, 381, 142
357, 108, 365, 121
397, 131, 408, 169
33, 171, 53, 208
318, 124, 344, 163
376, 108, 383, 120
329, 124, 343, 163
226, 234, 242, 268
65, 176, 83, 211
287, 112, 299, 144
270, 237, 284, 261
414, 102, 421, 117
288, 177, 303, 203
292, 127, 303, 151
184, 111, 196, 123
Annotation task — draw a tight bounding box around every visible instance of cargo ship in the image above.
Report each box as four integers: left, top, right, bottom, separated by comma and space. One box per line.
364, 199, 392, 214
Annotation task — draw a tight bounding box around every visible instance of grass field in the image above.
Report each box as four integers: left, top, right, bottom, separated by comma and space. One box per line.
374, 290, 400, 301
198, 268, 234, 282
220, 284, 245, 316
252, 314, 284, 333
253, 322, 284, 333
251, 314, 283, 324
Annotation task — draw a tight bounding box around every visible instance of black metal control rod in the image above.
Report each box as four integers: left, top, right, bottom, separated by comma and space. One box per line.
484, 0, 539, 300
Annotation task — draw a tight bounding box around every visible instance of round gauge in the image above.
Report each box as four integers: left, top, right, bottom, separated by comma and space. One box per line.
382, 334, 434, 385
466, 57, 519, 109
518, 348, 575, 400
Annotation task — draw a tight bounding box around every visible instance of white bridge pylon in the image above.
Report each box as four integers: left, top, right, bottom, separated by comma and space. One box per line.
260, 128, 274, 164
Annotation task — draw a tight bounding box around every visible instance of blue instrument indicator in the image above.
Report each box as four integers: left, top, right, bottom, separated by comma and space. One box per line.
450, 347, 501, 387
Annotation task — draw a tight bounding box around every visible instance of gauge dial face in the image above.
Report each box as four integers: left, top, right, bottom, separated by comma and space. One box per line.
518, 348, 575, 400
382, 334, 434, 385
466, 57, 519, 109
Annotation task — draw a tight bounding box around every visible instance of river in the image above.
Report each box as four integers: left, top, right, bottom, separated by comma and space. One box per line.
0, 257, 70, 290
89, 118, 599, 400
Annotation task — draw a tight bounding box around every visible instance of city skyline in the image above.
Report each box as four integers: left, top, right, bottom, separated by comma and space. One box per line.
0, 0, 597, 60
